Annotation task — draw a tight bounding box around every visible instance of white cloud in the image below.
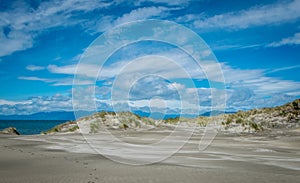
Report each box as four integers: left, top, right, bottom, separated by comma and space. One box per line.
73, 86, 103, 111
26, 65, 45, 71
0, 99, 32, 106
113, 7, 168, 26
0, 0, 112, 57
126, 76, 181, 100
18, 76, 51, 82
91, 6, 170, 33
167, 82, 185, 91
47, 50, 300, 104
247, 77, 300, 96
265, 64, 300, 74
268, 32, 300, 47
52, 78, 94, 86
47, 64, 99, 78
226, 93, 297, 111
14, 60, 300, 114
0, 94, 73, 115
18, 76, 93, 86
0, 28, 34, 57
128, 99, 182, 110
221, 63, 265, 83
49, 53, 204, 81
47, 64, 77, 74
192, 0, 300, 30
135, 0, 191, 6
221, 63, 300, 96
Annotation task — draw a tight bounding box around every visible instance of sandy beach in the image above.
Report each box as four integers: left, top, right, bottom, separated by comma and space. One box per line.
1, 0, 299, 182
1, 128, 300, 183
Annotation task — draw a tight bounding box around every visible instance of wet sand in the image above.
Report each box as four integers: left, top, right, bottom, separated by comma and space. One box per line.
0, 129, 300, 183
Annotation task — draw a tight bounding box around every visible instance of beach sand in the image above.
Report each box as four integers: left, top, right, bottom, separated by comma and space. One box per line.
0, 129, 300, 183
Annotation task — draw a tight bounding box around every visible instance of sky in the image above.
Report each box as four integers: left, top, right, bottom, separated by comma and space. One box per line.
0, 0, 300, 116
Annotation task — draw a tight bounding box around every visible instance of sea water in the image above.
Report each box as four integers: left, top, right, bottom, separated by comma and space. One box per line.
0, 120, 67, 135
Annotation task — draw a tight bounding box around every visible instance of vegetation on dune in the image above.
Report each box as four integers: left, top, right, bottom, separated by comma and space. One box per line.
0, 127, 20, 135
44, 99, 300, 134
164, 116, 180, 124
219, 99, 300, 132
42, 121, 78, 134
83, 111, 158, 133
161, 99, 299, 133
90, 120, 100, 133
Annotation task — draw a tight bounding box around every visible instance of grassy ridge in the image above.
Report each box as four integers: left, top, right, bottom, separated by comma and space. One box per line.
44, 99, 300, 134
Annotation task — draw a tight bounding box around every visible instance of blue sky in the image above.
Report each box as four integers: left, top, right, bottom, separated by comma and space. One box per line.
0, 0, 300, 115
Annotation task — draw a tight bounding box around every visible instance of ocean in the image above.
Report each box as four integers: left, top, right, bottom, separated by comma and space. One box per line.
0, 120, 68, 135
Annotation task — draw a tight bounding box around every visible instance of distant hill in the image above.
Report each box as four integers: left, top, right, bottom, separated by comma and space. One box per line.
131, 110, 233, 119
200, 111, 235, 117
133, 110, 199, 119
0, 111, 76, 120
0, 110, 199, 121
